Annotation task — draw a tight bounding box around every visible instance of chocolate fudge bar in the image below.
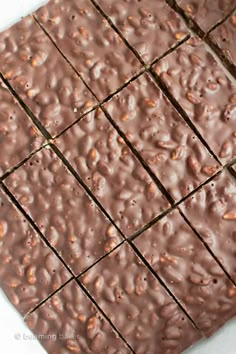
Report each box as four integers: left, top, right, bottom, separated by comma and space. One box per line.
94, 0, 189, 64
35, 0, 142, 101
4, 147, 124, 276
209, 11, 236, 68
0, 15, 96, 137
56, 108, 169, 236
0, 78, 44, 177
180, 170, 236, 283
26, 280, 131, 354
104, 72, 220, 201
0, 187, 71, 315
153, 36, 236, 164
133, 209, 236, 337
176, 0, 236, 32
80, 243, 202, 353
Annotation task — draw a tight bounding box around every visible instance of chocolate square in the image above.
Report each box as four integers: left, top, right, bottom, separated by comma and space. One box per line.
56, 109, 169, 236
104, 72, 220, 201
134, 209, 236, 336
95, 0, 188, 64
80, 243, 202, 352
180, 171, 236, 283
5, 147, 123, 276
0, 16, 96, 137
154, 37, 236, 164
35, 0, 142, 101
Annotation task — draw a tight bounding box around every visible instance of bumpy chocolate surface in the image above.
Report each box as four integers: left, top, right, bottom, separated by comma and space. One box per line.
95, 0, 188, 64
26, 280, 130, 354
176, 0, 236, 32
5, 147, 123, 276
181, 171, 236, 283
210, 12, 236, 68
0, 15, 96, 137
0, 188, 70, 315
56, 109, 169, 236
154, 37, 236, 164
0, 78, 44, 176
104, 72, 220, 201
134, 209, 236, 336
1, 0, 236, 352
81, 243, 202, 353
35, 0, 142, 101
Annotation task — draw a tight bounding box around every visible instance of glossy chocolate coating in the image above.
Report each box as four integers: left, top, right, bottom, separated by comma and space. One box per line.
210, 12, 236, 68
95, 0, 188, 64
104, 72, 220, 201
181, 171, 236, 283
81, 243, 202, 353
0, 188, 70, 315
0, 78, 44, 176
176, 0, 236, 32
154, 37, 236, 164
134, 209, 236, 336
56, 108, 169, 236
26, 280, 131, 354
5, 147, 123, 276
0, 15, 96, 136
35, 0, 142, 101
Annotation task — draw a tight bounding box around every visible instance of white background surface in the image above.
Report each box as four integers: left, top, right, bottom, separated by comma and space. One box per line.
0, 1, 236, 353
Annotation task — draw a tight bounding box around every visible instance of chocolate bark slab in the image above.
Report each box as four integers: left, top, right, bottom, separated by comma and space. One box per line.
35, 0, 142, 101
180, 170, 236, 283
80, 243, 202, 353
176, 0, 236, 32
26, 280, 131, 354
5, 147, 123, 276
56, 109, 169, 237
133, 209, 236, 337
153, 36, 236, 164
94, 0, 189, 65
209, 12, 236, 68
0, 78, 44, 177
104, 72, 220, 201
0, 187, 71, 316
0, 15, 96, 137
